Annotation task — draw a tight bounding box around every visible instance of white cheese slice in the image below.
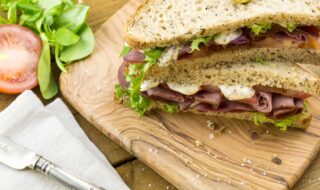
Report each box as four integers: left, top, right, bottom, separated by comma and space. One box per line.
219, 85, 255, 101
140, 80, 160, 91
214, 29, 243, 45
167, 83, 200, 95
157, 46, 181, 67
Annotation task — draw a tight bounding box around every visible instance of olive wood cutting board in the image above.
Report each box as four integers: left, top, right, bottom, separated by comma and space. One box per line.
60, 1, 320, 189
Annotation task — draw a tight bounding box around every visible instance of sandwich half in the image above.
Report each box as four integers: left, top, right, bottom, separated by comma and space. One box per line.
115, 0, 320, 130
125, 0, 320, 66
116, 59, 318, 130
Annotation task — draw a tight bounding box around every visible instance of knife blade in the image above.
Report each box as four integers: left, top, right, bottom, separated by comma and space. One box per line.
0, 136, 106, 190
0, 136, 37, 170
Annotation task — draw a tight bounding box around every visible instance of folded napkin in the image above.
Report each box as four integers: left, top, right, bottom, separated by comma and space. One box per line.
0, 91, 130, 190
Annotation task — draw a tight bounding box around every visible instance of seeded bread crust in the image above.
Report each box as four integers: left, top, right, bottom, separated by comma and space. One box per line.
125, 0, 320, 49
144, 61, 320, 96
150, 100, 312, 129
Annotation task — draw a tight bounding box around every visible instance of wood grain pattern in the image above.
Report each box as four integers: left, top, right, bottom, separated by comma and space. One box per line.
1, 0, 320, 189
58, 1, 319, 189
83, 0, 129, 31
117, 159, 177, 190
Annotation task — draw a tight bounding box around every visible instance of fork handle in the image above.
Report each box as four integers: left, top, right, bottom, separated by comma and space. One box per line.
33, 156, 106, 190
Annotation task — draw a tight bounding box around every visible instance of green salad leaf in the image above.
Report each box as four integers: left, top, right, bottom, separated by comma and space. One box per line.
287, 23, 297, 33
119, 45, 132, 58
0, 16, 9, 24
0, 0, 94, 99
54, 27, 80, 46
38, 33, 58, 99
255, 57, 267, 65
164, 104, 179, 113
121, 48, 164, 115
115, 84, 179, 115
249, 23, 272, 36
114, 84, 127, 100
253, 102, 308, 131
52, 4, 89, 33
60, 24, 94, 62
125, 62, 153, 115
190, 36, 213, 52
144, 47, 165, 62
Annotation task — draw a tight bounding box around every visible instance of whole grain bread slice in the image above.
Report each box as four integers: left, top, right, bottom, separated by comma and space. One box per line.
161, 46, 320, 67
144, 61, 320, 96
125, 0, 320, 49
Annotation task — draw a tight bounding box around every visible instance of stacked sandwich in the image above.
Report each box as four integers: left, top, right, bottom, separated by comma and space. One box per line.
115, 0, 320, 130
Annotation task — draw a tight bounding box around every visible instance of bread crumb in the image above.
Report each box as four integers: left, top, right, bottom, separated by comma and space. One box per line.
206, 120, 215, 129
195, 140, 202, 146
272, 155, 282, 165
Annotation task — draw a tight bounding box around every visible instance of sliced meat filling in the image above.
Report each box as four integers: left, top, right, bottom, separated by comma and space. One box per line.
178, 26, 320, 60
254, 92, 273, 113
271, 95, 305, 119
143, 85, 306, 119
193, 91, 222, 109
146, 86, 185, 103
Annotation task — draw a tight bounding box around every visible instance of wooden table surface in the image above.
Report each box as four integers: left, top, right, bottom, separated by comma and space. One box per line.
0, 0, 319, 189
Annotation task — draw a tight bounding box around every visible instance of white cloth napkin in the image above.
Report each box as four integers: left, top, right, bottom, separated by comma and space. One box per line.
0, 90, 130, 190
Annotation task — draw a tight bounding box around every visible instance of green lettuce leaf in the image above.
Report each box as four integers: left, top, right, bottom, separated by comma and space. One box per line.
115, 84, 127, 100
164, 103, 179, 113
249, 23, 272, 36
255, 57, 267, 65
144, 47, 165, 62
253, 102, 308, 131
115, 84, 180, 115
119, 45, 132, 58
287, 23, 297, 33
122, 48, 164, 115
190, 36, 213, 52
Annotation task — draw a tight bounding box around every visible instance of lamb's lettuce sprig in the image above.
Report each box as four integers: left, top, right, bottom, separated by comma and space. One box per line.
0, 0, 94, 99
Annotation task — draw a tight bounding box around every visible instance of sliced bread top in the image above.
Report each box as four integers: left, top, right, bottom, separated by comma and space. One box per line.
125, 0, 320, 49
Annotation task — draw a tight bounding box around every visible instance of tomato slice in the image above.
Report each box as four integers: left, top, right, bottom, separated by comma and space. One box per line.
0, 24, 42, 94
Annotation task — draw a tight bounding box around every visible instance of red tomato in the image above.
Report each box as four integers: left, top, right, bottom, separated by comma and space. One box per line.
0, 24, 42, 94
